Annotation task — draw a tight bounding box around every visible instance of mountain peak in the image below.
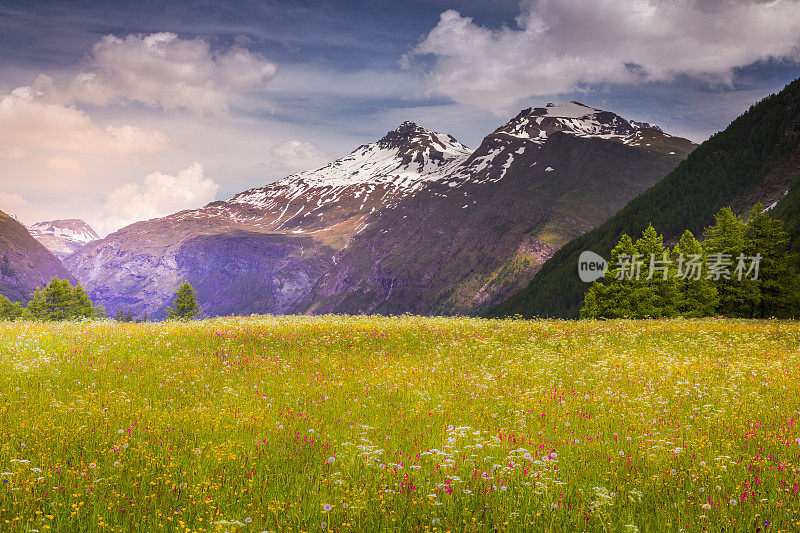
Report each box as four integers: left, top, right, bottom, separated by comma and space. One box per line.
376, 121, 469, 167
456, 102, 694, 185
227, 121, 472, 209
397, 120, 422, 130
29, 219, 100, 243
27, 218, 100, 260
496, 102, 666, 143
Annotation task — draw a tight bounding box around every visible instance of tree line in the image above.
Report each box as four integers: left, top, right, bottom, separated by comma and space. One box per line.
0, 278, 202, 321
581, 204, 800, 319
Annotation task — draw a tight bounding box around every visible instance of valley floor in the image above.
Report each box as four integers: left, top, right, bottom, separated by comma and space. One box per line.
0, 316, 798, 532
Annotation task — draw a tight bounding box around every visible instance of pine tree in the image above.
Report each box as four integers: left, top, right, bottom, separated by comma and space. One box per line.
581, 234, 641, 318
582, 225, 687, 318
604, 233, 641, 318
125, 310, 134, 322
26, 277, 97, 321
634, 224, 678, 318
704, 207, 753, 316
71, 284, 96, 318
744, 203, 800, 317
579, 282, 602, 318
115, 309, 125, 322
673, 230, 718, 317
167, 281, 201, 320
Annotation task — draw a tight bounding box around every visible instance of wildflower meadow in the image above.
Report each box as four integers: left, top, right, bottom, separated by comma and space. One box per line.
0, 316, 798, 532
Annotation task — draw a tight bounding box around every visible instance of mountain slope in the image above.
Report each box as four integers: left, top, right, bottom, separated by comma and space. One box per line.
68, 104, 694, 318
66, 122, 471, 317
28, 219, 100, 259
489, 79, 800, 319
305, 125, 689, 315
0, 210, 75, 303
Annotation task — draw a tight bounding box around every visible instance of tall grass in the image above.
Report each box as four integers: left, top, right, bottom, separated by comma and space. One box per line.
0, 316, 798, 531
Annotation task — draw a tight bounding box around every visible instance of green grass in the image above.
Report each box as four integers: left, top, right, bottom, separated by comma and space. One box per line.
0, 317, 798, 532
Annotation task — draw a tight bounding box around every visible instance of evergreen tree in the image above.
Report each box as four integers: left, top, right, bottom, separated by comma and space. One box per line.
634, 224, 678, 318
744, 204, 800, 317
581, 205, 800, 320
582, 233, 654, 318
704, 207, 753, 316
603, 233, 641, 318
26, 277, 97, 321
579, 281, 604, 318
125, 310, 134, 322
673, 230, 718, 317
167, 281, 201, 320
581, 234, 636, 318
0, 294, 25, 320
72, 284, 96, 318
115, 309, 125, 321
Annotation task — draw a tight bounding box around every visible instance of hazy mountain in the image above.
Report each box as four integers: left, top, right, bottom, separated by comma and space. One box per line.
27, 219, 100, 260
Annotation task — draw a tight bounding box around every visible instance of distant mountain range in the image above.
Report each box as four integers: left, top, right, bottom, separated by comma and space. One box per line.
490, 79, 800, 319
61, 101, 693, 318
27, 219, 99, 259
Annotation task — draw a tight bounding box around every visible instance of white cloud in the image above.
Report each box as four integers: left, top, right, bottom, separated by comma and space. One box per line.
39, 32, 278, 115
409, 0, 800, 112
101, 162, 219, 232
0, 190, 29, 218
0, 86, 171, 154
268, 140, 330, 173
237, 139, 332, 184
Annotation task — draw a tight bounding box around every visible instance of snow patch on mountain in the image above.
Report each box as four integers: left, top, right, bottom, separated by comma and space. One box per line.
160, 106, 686, 237
27, 219, 100, 260
228, 122, 471, 209
449, 101, 678, 185
497, 101, 655, 143
28, 220, 99, 244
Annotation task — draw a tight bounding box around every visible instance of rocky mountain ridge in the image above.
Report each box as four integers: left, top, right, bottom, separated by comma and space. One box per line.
65, 102, 695, 317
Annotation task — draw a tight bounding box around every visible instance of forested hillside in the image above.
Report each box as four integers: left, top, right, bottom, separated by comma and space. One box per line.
489, 77, 800, 318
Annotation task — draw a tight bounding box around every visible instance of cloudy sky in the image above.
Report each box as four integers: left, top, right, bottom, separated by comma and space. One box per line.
1, 0, 800, 236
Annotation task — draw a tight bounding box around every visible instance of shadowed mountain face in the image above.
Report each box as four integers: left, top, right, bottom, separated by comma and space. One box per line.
174, 232, 334, 317
0, 210, 75, 303
490, 79, 800, 319
66, 102, 694, 318
305, 132, 686, 315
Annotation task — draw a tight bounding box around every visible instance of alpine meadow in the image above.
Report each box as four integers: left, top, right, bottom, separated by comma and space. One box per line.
0, 317, 799, 532
2, 1, 800, 532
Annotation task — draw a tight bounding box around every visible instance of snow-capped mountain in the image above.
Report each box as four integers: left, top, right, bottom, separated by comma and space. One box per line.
171, 121, 471, 238
28, 219, 100, 259
452, 101, 694, 184
497, 101, 657, 141
66, 104, 696, 318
